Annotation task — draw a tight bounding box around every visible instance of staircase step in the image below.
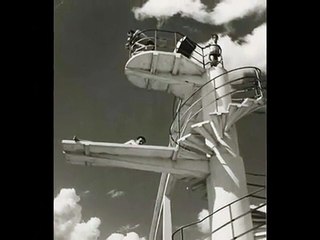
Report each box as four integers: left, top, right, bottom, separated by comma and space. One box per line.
209, 111, 228, 138
254, 232, 266, 240
178, 133, 213, 156
225, 103, 241, 131
225, 98, 260, 131
191, 120, 218, 147
252, 212, 266, 218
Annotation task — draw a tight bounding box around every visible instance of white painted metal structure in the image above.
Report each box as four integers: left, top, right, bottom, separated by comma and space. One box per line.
61, 30, 266, 240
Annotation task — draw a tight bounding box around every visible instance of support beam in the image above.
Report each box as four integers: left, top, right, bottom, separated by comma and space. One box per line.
149, 173, 176, 240
172, 54, 181, 75
150, 52, 159, 74
149, 173, 168, 240
63, 151, 209, 178
163, 195, 172, 240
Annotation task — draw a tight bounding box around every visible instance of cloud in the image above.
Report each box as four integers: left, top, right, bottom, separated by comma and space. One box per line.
54, 188, 144, 240
70, 218, 101, 240
132, 0, 266, 25
211, 0, 266, 25
118, 224, 140, 233
107, 189, 126, 199
54, 188, 82, 239
54, 188, 101, 240
106, 233, 125, 240
197, 209, 210, 234
106, 232, 146, 240
218, 23, 266, 71
133, 0, 209, 24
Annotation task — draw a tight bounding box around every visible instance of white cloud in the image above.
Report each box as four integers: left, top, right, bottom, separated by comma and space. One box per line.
107, 189, 126, 198
54, 188, 82, 240
54, 188, 101, 240
54, 188, 145, 240
132, 0, 266, 25
106, 233, 125, 240
197, 209, 210, 234
212, 0, 266, 25
219, 23, 266, 71
133, 0, 209, 24
70, 218, 101, 240
106, 232, 146, 240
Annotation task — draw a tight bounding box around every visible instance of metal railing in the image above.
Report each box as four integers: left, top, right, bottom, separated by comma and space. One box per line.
169, 66, 264, 148
126, 29, 219, 69
172, 186, 266, 240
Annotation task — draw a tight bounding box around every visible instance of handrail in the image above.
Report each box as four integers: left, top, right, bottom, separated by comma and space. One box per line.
169, 66, 264, 147
231, 223, 266, 240
172, 187, 266, 240
246, 172, 266, 177
247, 182, 265, 188
207, 203, 266, 238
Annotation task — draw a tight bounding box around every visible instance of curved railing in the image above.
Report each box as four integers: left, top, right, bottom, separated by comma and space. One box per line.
172, 186, 266, 240
126, 29, 220, 69
169, 66, 265, 148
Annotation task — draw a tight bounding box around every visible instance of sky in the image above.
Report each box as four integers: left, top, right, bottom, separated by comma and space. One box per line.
54, 0, 266, 239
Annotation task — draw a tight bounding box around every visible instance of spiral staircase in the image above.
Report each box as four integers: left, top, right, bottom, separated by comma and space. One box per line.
167, 67, 266, 239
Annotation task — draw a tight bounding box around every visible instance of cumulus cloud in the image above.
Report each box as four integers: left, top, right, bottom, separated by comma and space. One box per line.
219, 23, 266, 71
211, 0, 266, 25
54, 188, 145, 240
106, 232, 146, 240
197, 209, 210, 234
133, 0, 209, 24
107, 189, 126, 199
54, 188, 101, 240
70, 218, 101, 240
132, 0, 266, 25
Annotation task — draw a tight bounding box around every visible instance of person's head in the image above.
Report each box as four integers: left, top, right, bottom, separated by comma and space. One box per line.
211, 34, 218, 44
136, 136, 146, 145
127, 30, 135, 37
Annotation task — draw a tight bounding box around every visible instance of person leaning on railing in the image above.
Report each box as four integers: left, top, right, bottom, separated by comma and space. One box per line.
125, 29, 155, 52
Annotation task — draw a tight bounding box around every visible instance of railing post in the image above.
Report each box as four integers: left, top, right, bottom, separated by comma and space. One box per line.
254, 68, 263, 98
174, 32, 177, 49
155, 30, 157, 51
229, 205, 235, 239
178, 108, 181, 139
202, 48, 205, 69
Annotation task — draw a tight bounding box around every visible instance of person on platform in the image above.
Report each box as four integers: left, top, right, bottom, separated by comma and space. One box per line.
125, 136, 146, 145
125, 29, 154, 52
